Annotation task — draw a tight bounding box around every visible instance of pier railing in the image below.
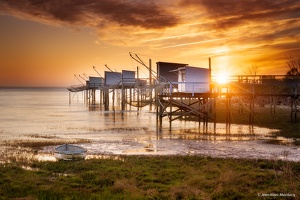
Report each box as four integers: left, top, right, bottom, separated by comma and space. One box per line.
157, 75, 300, 98
161, 82, 210, 96
212, 75, 300, 96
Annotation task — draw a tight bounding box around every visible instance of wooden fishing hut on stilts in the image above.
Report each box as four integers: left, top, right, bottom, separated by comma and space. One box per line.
68, 63, 155, 113
155, 59, 217, 131
67, 75, 104, 105
154, 60, 300, 130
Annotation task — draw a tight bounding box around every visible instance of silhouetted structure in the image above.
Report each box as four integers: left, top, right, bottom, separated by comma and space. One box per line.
68, 57, 300, 131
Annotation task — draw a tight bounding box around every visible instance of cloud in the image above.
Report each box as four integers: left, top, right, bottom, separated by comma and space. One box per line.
1, 0, 300, 60
0, 0, 183, 46
2, 0, 300, 41
0, 0, 179, 29
159, 36, 242, 49
180, 0, 300, 29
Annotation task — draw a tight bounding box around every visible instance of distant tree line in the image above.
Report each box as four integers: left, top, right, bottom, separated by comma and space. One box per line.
285, 54, 300, 82
242, 54, 300, 86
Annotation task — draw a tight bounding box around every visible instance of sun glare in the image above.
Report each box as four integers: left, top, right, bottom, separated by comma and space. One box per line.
215, 73, 230, 84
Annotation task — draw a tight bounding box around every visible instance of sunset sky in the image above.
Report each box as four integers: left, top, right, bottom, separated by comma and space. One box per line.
1, 0, 300, 87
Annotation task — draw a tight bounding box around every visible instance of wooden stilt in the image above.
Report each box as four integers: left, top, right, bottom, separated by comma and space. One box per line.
291, 85, 298, 122
214, 97, 217, 133
169, 96, 172, 131
104, 88, 109, 110
69, 92, 71, 104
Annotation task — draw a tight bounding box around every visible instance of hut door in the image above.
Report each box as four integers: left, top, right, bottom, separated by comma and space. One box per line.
179, 70, 186, 92
182, 71, 186, 82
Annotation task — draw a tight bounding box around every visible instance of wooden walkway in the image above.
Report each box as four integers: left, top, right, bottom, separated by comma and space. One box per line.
156, 78, 300, 129
69, 74, 300, 128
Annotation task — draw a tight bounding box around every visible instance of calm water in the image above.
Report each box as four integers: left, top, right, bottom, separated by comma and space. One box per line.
0, 88, 300, 162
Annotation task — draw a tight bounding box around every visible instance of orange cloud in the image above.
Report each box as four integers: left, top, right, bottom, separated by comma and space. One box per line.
1, 0, 300, 87
0, 0, 179, 29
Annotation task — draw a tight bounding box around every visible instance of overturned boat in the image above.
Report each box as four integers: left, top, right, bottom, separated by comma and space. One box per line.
54, 144, 87, 161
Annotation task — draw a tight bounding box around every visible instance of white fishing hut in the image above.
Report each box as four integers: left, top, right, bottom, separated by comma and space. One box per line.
157, 62, 188, 84
176, 66, 210, 93
157, 62, 211, 94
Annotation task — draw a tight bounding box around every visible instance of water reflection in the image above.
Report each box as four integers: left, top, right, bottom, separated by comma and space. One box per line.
0, 89, 299, 163
156, 122, 278, 142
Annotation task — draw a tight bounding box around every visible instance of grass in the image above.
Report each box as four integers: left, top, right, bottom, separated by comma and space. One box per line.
0, 156, 299, 199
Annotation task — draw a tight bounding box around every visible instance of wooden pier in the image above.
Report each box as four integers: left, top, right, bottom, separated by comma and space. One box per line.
68, 58, 300, 130
154, 76, 300, 131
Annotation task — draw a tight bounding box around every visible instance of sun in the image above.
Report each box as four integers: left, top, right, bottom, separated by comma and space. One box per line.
214, 72, 230, 84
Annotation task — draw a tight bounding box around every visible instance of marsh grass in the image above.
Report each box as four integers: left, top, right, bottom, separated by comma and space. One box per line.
0, 156, 299, 199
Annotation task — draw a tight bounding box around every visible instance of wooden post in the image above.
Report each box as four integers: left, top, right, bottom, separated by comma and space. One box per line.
209, 57, 212, 93
92, 89, 96, 105
129, 88, 132, 110
226, 87, 230, 128
99, 89, 101, 107
125, 88, 128, 110
252, 85, 255, 124
104, 88, 109, 110
250, 97, 255, 124
149, 59, 153, 111
137, 66, 140, 115
159, 95, 163, 128
291, 97, 294, 122
198, 98, 201, 128
205, 98, 208, 132
291, 85, 298, 123
156, 83, 159, 128
238, 85, 243, 114
69, 92, 71, 104
270, 85, 276, 114
169, 96, 172, 131
121, 74, 125, 111
214, 97, 217, 133
112, 89, 115, 110
88, 89, 90, 105
226, 95, 231, 129
84, 90, 86, 104
100, 89, 103, 107
156, 84, 163, 130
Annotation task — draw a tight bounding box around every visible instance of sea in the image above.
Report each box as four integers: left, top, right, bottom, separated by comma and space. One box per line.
0, 88, 300, 162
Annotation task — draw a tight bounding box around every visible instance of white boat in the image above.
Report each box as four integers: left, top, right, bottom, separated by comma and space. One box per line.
54, 144, 87, 161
